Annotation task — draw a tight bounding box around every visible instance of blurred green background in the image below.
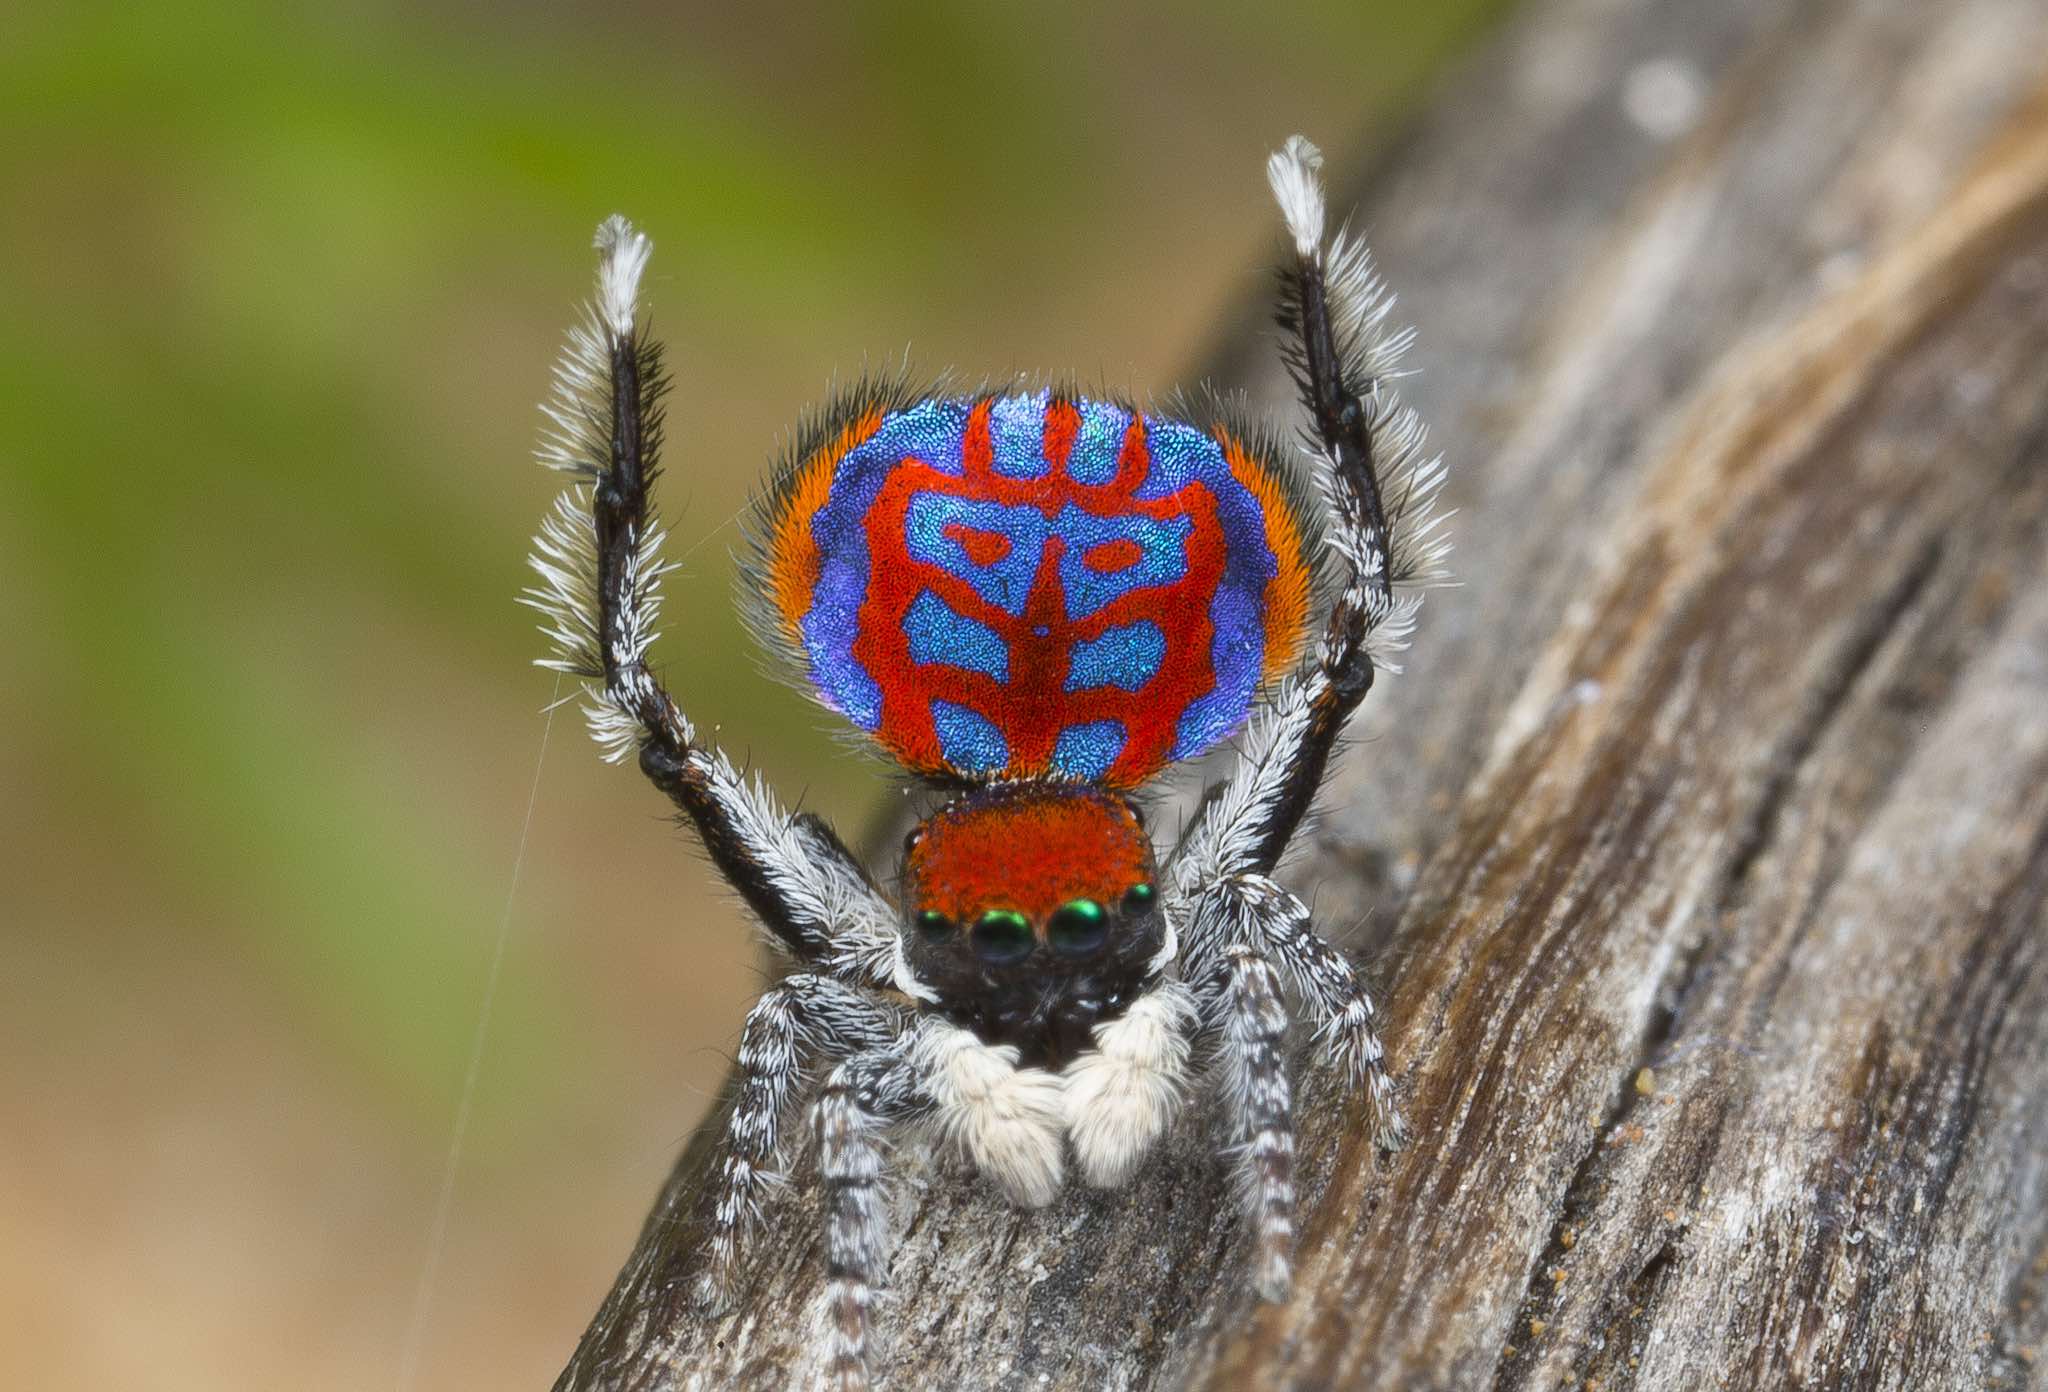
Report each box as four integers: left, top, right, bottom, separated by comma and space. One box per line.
0, 2, 1501, 1386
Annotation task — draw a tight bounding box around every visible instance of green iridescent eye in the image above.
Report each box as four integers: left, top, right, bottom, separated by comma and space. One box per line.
971, 909, 1034, 964
1121, 882, 1156, 915
915, 909, 954, 944
1047, 899, 1108, 956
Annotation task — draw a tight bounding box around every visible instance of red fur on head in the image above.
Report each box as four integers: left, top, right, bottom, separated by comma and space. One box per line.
905, 787, 1154, 929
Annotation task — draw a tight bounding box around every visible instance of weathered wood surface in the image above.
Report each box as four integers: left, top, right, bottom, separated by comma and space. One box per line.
559, 0, 2048, 1386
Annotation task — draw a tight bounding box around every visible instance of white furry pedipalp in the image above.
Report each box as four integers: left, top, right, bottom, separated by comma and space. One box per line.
911, 1021, 1066, 1207
1063, 981, 1198, 1187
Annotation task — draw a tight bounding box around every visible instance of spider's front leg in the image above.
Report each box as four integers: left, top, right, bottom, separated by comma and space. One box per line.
526, 218, 914, 993
1174, 136, 1446, 889
812, 1043, 927, 1392
698, 974, 906, 1309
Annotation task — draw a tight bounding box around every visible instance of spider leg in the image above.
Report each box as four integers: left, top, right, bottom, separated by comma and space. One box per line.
1208, 945, 1297, 1301
697, 974, 907, 1309
813, 1042, 926, 1392
1196, 874, 1404, 1151
1172, 137, 1447, 887
1171, 141, 1442, 1161
525, 220, 917, 995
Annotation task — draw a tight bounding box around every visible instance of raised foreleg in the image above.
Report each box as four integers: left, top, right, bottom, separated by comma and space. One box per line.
526, 218, 912, 990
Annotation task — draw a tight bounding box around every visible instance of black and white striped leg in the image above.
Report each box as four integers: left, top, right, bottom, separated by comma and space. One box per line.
813, 1047, 924, 1391
697, 975, 905, 1308
1169, 137, 1447, 894
1211, 945, 1297, 1301
1211, 875, 1404, 1151
526, 218, 912, 991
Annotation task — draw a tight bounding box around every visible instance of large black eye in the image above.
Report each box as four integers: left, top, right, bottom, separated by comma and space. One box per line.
1047, 899, 1108, 957
971, 909, 1034, 964
1120, 882, 1156, 916
915, 909, 954, 945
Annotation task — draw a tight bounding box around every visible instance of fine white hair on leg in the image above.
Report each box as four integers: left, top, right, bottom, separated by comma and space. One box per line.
526, 220, 910, 988
1171, 138, 1453, 887
525, 215, 670, 734
1168, 136, 1450, 1060
1145, 897, 1182, 975
684, 749, 922, 995
1266, 134, 1327, 260
1205, 873, 1406, 1152
1274, 137, 1453, 616
1063, 980, 1199, 1187
696, 975, 904, 1310
1210, 945, 1297, 1302
909, 1019, 1066, 1207
593, 213, 652, 340
1169, 673, 1325, 899
813, 1048, 920, 1392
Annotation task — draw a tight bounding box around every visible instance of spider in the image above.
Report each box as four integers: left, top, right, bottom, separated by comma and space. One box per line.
525, 135, 1447, 1388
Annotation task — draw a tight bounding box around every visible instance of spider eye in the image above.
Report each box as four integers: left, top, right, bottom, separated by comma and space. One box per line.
915, 909, 954, 944
1120, 882, 1156, 915
971, 909, 1033, 964
1046, 899, 1107, 957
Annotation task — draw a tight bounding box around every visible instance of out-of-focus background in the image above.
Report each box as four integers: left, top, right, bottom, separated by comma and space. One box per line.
0, 3, 1503, 1386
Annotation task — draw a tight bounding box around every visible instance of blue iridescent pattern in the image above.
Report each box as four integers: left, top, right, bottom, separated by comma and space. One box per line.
1067, 399, 1131, 485
1172, 575, 1262, 759
1053, 506, 1192, 620
1139, 418, 1283, 760
768, 388, 1311, 785
905, 590, 1008, 680
931, 700, 1008, 774
903, 494, 1044, 615
1065, 620, 1166, 692
988, 389, 1052, 479
1052, 720, 1126, 780
800, 399, 971, 729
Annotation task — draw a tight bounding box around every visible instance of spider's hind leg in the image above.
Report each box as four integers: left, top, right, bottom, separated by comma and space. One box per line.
696, 974, 906, 1310
1208, 945, 1298, 1300
813, 1045, 925, 1391
1206, 873, 1405, 1151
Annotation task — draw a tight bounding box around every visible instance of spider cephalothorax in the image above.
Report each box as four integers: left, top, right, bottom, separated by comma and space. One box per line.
899, 785, 1167, 1066
526, 135, 1448, 1389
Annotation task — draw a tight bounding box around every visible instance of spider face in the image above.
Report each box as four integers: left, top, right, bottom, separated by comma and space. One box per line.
530, 136, 1447, 1389
900, 785, 1165, 1065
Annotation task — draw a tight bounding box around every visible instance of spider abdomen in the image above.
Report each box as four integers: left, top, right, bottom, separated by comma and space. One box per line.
750, 387, 1320, 788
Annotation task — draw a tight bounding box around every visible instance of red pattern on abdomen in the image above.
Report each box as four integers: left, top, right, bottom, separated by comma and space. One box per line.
849, 398, 1230, 785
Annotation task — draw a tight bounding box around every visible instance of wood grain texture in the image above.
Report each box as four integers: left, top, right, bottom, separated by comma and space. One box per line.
558, 0, 2048, 1386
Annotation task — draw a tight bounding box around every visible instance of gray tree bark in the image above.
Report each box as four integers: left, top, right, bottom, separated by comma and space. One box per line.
558, 0, 2048, 1386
